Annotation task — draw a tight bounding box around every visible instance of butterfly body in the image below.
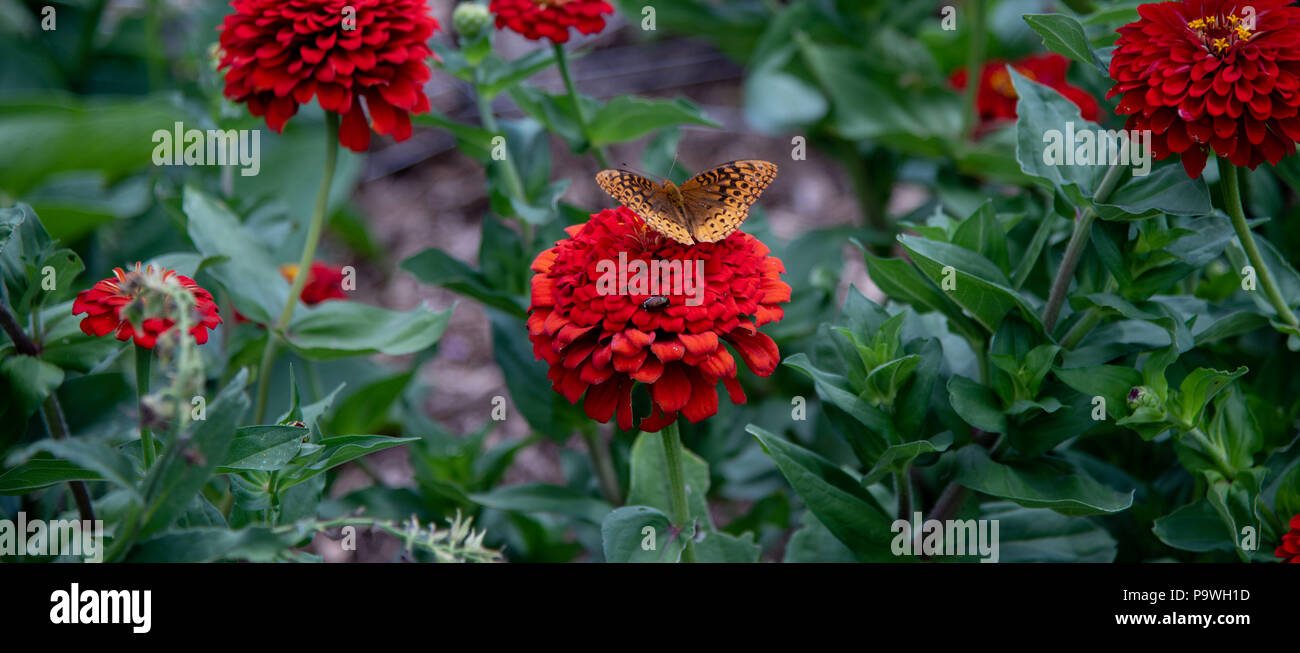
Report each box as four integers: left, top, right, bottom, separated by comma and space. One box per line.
596, 160, 778, 246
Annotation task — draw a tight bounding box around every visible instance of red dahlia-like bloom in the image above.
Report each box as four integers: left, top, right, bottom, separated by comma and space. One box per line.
218, 0, 439, 152
951, 53, 1100, 129
73, 264, 222, 349
1108, 0, 1300, 178
283, 262, 349, 305
528, 207, 789, 432
489, 0, 614, 44
1278, 514, 1300, 563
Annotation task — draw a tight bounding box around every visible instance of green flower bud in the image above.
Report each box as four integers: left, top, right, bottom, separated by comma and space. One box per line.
453, 3, 492, 40
1127, 385, 1160, 411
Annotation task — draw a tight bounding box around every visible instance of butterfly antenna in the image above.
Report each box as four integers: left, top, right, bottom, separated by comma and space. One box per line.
666, 151, 680, 180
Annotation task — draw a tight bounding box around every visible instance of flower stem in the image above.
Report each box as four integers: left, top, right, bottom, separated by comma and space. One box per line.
254, 111, 339, 423
581, 425, 622, 505
474, 77, 528, 206
39, 395, 95, 523
1042, 163, 1127, 333
660, 420, 696, 563
1221, 162, 1300, 330
552, 42, 611, 169
961, 0, 986, 140
895, 468, 912, 520
135, 345, 156, 469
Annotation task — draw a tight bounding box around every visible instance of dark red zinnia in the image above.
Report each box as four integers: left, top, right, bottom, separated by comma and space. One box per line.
527, 207, 789, 432
489, 0, 614, 44
1278, 513, 1300, 563
951, 53, 1100, 131
73, 264, 222, 349
1108, 0, 1300, 178
218, 0, 440, 152
284, 262, 349, 305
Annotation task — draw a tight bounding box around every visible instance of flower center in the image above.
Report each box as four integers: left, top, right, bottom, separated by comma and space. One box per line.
1187, 13, 1255, 55
989, 65, 1037, 100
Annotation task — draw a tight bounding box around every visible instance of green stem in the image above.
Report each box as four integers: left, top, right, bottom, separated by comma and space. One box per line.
254, 111, 339, 423
474, 78, 529, 205
1221, 162, 1300, 330
660, 421, 696, 563
961, 0, 986, 140
552, 42, 611, 169
39, 395, 95, 523
895, 469, 912, 520
1181, 426, 1236, 481
581, 426, 623, 505
135, 345, 156, 470
1043, 164, 1127, 333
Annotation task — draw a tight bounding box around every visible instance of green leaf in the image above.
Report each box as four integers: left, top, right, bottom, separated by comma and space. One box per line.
947, 375, 1007, 433
7, 439, 140, 498
0, 458, 101, 495
182, 187, 289, 325
216, 426, 307, 473
862, 432, 954, 486
399, 247, 526, 317
327, 371, 414, 435
600, 505, 684, 563
1023, 14, 1104, 74
126, 526, 294, 563
1053, 365, 1140, 421
953, 445, 1134, 516
748, 425, 896, 561
694, 530, 761, 563
586, 96, 721, 146
860, 248, 982, 341
469, 483, 612, 524
983, 501, 1117, 562
1171, 367, 1247, 430
783, 511, 857, 562
784, 352, 895, 460
1, 355, 63, 420
279, 435, 419, 490
952, 201, 1010, 273
488, 309, 585, 440
284, 300, 451, 360
1152, 500, 1237, 553
899, 234, 1043, 335
627, 431, 711, 527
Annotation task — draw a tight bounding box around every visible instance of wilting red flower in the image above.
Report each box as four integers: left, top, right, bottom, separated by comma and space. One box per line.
1278, 514, 1300, 563
218, 0, 440, 152
527, 207, 789, 432
489, 0, 614, 44
283, 262, 349, 305
73, 264, 222, 349
951, 53, 1100, 130
1108, 0, 1300, 178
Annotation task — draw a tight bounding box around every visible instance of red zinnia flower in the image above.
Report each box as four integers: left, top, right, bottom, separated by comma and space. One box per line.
218, 0, 440, 152
1278, 514, 1300, 563
283, 262, 349, 305
1108, 0, 1300, 178
489, 0, 614, 44
73, 264, 223, 349
951, 53, 1100, 130
527, 207, 789, 432
234, 262, 348, 323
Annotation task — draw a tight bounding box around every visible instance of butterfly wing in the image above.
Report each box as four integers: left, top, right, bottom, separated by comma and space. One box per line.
595, 169, 695, 245
678, 160, 778, 243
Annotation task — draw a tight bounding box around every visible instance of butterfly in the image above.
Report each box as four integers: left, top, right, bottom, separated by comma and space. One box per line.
595, 160, 778, 246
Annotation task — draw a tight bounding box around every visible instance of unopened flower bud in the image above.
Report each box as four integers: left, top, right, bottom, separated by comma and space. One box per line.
1127, 386, 1160, 411
453, 3, 491, 40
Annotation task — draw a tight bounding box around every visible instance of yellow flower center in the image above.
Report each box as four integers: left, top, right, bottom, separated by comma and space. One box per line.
1187, 12, 1254, 55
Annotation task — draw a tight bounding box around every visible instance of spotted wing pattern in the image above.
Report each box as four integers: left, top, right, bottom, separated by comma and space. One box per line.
678, 160, 778, 243
595, 169, 694, 245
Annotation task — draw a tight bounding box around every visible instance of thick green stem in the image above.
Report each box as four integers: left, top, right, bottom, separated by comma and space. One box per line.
552, 42, 611, 169
581, 426, 622, 506
135, 345, 156, 469
1181, 426, 1236, 481
254, 112, 339, 423
895, 469, 912, 520
660, 421, 696, 563
1043, 164, 1127, 333
475, 80, 528, 205
1222, 163, 1300, 330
